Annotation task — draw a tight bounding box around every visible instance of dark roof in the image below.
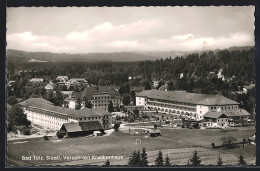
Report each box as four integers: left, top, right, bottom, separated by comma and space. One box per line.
136, 90, 239, 105
18, 98, 54, 106
72, 86, 121, 99
224, 109, 250, 117
92, 108, 112, 116
19, 98, 104, 118
204, 109, 250, 119
204, 112, 228, 119
62, 121, 103, 133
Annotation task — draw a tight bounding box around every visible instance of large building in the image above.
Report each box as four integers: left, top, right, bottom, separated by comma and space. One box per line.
18, 98, 112, 130
136, 90, 250, 122
65, 86, 122, 111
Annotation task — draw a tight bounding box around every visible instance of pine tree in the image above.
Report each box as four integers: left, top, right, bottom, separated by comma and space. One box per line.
217, 154, 223, 166
105, 159, 110, 166
135, 151, 141, 166
128, 151, 140, 166
164, 154, 171, 166
189, 150, 201, 166
108, 101, 114, 113
155, 150, 164, 166
75, 98, 82, 110
238, 155, 247, 165
140, 148, 149, 166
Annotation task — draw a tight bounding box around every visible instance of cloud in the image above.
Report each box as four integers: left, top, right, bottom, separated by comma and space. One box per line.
7, 25, 254, 53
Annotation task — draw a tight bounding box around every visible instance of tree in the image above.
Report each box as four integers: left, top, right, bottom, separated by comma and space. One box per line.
155, 150, 164, 166
54, 90, 64, 106
238, 155, 247, 165
105, 159, 110, 166
133, 108, 139, 119
217, 154, 223, 166
75, 98, 82, 110
189, 150, 201, 166
140, 148, 149, 166
108, 101, 114, 113
7, 105, 31, 132
7, 96, 18, 106
122, 94, 131, 105
130, 90, 136, 105
154, 124, 158, 130
167, 81, 174, 91
114, 122, 120, 131
128, 151, 141, 166
144, 81, 151, 90
165, 154, 171, 166
85, 99, 93, 109
115, 105, 120, 112
220, 135, 237, 149
56, 131, 64, 138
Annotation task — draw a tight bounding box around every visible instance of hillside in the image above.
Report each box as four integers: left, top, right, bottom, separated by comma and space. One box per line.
7, 46, 253, 63
6, 49, 162, 63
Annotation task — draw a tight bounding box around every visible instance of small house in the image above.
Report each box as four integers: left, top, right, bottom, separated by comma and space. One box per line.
60, 121, 104, 138
148, 129, 161, 137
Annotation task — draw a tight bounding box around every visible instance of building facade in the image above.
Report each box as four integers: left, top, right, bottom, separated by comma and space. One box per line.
66, 86, 122, 111
136, 90, 249, 122
19, 98, 112, 131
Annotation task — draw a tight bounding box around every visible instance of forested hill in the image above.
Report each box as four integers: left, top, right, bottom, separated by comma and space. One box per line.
7, 46, 252, 63
6, 49, 163, 63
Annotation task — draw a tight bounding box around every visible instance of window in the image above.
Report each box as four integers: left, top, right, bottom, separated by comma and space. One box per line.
211, 107, 213, 109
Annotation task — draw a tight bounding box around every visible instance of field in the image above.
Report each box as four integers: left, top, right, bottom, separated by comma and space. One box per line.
7, 126, 256, 166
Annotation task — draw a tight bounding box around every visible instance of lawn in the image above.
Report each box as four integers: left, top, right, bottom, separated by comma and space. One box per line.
7, 126, 255, 166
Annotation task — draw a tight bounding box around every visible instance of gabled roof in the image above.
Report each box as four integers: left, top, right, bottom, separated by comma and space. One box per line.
92, 108, 111, 116
72, 86, 121, 99
224, 109, 250, 117
204, 112, 228, 119
18, 98, 53, 106
19, 98, 105, 118
136, 89, 239, 105
61, 121, 103, 133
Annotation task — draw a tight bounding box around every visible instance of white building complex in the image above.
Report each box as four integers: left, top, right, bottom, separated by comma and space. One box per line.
136, 90, 250, 127
19, 98, 112, 130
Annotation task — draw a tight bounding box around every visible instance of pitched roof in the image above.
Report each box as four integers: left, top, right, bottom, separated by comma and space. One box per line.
62, 121, 103, 133
224, 109, 250, 117
19, 98, 104, 118
204, 109, 250, 119
136, 89, 239, 105
72, 86, 121, 99
204, 112, 228, 119
92, 108, 112, 116
18, 98, 54, 106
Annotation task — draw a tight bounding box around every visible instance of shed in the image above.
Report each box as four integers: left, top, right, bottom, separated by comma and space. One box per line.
60, 121, 104, 137
148, 129, 161, 137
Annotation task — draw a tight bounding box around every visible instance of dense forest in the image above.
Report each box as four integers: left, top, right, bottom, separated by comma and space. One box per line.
7, 48, 255, 115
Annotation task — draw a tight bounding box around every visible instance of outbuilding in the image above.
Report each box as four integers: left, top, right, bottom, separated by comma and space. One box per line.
148, 129, 161, 137
60, 121, 104, 138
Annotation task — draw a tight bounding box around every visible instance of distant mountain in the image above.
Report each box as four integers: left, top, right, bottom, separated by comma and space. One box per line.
7, 49, 164, 63
7, 46, 254, 63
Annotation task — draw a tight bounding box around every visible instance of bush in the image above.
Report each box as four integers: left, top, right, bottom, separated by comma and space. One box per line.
56, 131, 64, 138
114, 122, 120, 131
220, 135, 237, 149
22, 127, 31, 135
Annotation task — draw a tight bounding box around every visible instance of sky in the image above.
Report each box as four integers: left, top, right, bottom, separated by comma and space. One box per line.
6, 7, 255, 53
